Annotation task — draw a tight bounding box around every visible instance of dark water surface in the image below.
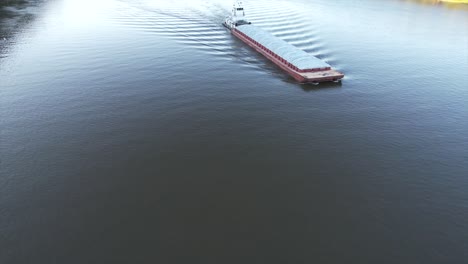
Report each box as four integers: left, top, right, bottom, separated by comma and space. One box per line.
1, 0, 468, 263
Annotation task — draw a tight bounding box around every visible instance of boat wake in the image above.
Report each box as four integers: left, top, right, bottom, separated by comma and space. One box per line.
112, 0, 340, 73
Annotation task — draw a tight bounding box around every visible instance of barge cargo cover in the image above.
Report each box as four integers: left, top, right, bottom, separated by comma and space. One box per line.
236, 25, 331, 72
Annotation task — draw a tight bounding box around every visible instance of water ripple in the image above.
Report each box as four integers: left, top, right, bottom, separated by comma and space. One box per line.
109, 0, 341, 71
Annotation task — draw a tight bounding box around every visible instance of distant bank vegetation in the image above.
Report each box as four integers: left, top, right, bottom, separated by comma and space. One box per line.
440, 0, 468, 3
415, 0, 468, 3
407, 0, 468, 7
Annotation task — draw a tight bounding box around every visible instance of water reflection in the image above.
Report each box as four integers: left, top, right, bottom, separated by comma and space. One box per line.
0, 0, 45, 59
299, 81, 343, 92
0, 0, 43, 35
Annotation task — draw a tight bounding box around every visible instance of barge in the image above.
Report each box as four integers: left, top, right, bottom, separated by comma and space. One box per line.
223, 1, 344, 83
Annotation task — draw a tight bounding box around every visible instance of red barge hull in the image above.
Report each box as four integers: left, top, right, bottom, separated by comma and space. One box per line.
231, 28, 344, 83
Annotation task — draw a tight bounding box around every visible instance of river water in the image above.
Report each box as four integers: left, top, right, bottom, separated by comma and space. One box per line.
1, 0, 467, 263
